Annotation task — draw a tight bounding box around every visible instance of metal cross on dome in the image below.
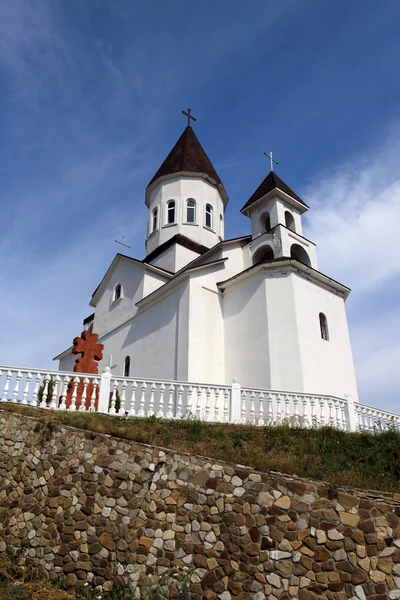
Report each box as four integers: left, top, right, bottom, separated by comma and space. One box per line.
182, 108, 197, 126
264, 150, 279, 172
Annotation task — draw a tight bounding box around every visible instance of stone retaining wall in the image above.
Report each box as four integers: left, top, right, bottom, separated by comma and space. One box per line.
0, 408, 400, 599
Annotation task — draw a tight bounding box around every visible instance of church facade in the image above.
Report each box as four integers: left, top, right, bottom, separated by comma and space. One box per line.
56, 123, 359, 402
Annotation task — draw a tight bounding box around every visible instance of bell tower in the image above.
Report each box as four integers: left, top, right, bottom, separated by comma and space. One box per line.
241, 170, 318, 270
144, 112, 228, 273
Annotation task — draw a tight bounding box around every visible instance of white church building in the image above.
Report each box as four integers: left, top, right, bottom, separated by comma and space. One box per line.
55, 123, 359, 402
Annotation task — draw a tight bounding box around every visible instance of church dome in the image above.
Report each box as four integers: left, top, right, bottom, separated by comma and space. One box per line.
146, 125, 228, 207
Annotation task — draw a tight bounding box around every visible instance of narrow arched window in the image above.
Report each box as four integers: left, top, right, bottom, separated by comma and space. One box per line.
319, 313, 329, 341
285, 211, 295, 232
114, 284, 122, 302
124, 356, 130, 377
205, 204, 213, 229
186, 199, 195, 223
261, 212, 271, 231
152, 207, 158, 232
167, 200, 175, 224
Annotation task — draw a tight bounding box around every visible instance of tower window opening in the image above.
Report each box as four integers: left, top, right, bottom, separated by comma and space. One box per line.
113, 284, 122, 302
186, 199, 195, 223
252, 245, 274, 265
124, 356, 131, 377
205, 204, 213, 229
319, 313, 329, 341
167, 200, 176, 224
290, 243, 311, 267
152, 207, 158, 232
285, 211, 296, 232
261, 212, 271, 232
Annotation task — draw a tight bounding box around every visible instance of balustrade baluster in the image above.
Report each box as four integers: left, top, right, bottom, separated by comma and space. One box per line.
309, 397, 316, 427
267, 392, 273, 425
138, 382, 147, 417
59, 376, 69, 411
167, 384, 174, 419
341, 402, 347, 430
109, 380, 118, 415
12, 371, 22, 403
177, 385, 183, 419
90, 379, 98, 412
2, 370, 12, 403
128, 381, 138, 416
276, 394, 282, 424
241, 390, 247, 424
119, 380, 127, 415
250, 392, 256, 424
205, 388, 211, 421
187, 386, 193, 418
258, 392, 264, 426
40, 374, 50, 408
50, 374, 61, 410
293, 395, 299, 427
214, 388, 220, 422
78, 378, 89, 412
223, 388, 229, 422
302, 396, 309, 428
157, 383, 165, 418
22, 372, 32, 405
284, 394, 290, 424
319, 397, 325, 426
148, 382, 156, 417
195, 387, 201, 419
31, 373, 41, 408
70, 377, 79, 412
328, 398, 334, 427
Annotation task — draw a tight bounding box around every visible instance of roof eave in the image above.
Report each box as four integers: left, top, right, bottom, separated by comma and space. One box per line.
218, 258, 351, 299
241, 188, 309, 216
145, 171, 229, 207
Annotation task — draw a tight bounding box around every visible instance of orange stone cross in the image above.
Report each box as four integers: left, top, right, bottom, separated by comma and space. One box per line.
66, 330, 104, 410
72, 330, 104, 374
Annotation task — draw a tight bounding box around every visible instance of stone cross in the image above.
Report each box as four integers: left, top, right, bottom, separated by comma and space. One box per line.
73, 330, 104, 374
67, 331, 104, 410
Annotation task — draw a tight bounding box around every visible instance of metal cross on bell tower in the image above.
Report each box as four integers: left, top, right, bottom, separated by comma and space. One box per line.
264, 150, 279, 172
182, 108, 197, 126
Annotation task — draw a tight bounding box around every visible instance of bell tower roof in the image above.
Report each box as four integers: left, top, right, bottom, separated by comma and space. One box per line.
146, 125, 228, 206
241, 171, 309, 214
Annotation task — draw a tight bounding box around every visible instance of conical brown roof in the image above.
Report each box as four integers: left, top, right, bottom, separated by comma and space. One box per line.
241, 171, 308, 213
148, 126, 222, 188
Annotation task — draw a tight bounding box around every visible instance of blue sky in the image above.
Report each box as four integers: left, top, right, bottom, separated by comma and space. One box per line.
0, 0, 399, 410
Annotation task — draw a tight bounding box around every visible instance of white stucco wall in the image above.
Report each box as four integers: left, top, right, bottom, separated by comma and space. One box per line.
223, 270, 271, 388
292, 274, 359, 400
95, 282, 189, 381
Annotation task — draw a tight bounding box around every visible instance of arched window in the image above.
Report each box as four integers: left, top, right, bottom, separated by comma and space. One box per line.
319, 313, 329, 341
253, 245, 274, 265
290, 243, 311, 267
261, 212, 271, 232
186, 199, 195, 223
113, 284, 122, 302
167, 200, 176, 224
205, 204, 213, 229
285, 211, 295, 232
124, 356, 130, 377
88, 322, 94, 334
152, 207, 158, 232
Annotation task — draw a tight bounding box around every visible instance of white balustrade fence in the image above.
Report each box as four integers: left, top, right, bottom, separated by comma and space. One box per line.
0, 365, 398, 433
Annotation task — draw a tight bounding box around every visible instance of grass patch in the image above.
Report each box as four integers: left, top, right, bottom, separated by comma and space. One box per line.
1, 404, 400, 492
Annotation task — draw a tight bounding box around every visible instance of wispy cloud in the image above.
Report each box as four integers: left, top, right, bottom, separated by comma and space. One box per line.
304, 131, 400, 409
